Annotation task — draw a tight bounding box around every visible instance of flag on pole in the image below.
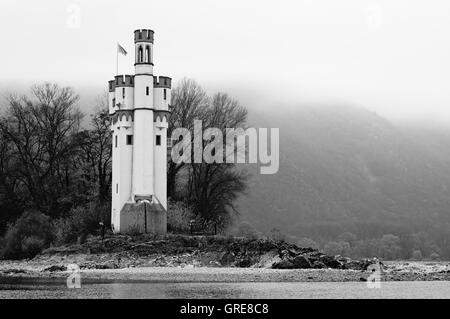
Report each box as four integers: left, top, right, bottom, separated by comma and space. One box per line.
116, 43, 127, 75
117, 43, 127, 56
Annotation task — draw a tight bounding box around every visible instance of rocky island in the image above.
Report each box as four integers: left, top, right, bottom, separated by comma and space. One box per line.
1, 234, 449, 283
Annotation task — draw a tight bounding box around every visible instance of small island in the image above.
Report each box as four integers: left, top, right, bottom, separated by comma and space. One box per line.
1, 234, 449, 285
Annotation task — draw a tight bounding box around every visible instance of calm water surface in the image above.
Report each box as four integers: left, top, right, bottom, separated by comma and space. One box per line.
1, 277, 450, 299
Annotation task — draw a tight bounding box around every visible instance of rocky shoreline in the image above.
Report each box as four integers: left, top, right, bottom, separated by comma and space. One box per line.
0, 234, 449, 282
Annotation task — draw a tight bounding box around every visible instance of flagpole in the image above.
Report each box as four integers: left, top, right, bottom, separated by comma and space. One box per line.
116, 43, 119, 76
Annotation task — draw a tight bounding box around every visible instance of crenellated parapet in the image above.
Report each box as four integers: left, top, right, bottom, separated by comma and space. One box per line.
115, 75, 134, 87
154, 76, 171, 88
109, 75, 135, 91
134, 29, 154, 43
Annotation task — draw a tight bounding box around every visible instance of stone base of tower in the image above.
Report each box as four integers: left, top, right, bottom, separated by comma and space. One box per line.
118, 201, 167, 234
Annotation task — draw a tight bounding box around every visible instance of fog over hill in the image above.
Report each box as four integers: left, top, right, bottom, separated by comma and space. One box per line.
238, 103, 450, 255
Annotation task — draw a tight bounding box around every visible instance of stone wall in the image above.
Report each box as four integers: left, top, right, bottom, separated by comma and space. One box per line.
119, 202, 167, 234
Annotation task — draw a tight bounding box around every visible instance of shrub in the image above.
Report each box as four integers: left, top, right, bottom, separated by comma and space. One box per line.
52, 217, 77, 246
52, 202, 110, 245
70, 205, 100, 235
167, 200, 194, 233
21, 236, 46, 257
1, 210, 53, 259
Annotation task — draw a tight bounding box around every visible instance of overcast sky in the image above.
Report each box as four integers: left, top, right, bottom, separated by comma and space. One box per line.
1, 0, 450, 123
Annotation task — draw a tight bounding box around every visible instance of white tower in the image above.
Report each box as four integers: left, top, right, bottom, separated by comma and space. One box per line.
109, 29, 171, 234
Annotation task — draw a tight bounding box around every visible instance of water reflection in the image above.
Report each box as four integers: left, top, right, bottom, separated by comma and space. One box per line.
1, 277, 450, 299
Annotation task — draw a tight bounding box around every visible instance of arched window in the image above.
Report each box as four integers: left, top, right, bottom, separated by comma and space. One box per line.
138, 46, 143, 63
145, 46, 150, 63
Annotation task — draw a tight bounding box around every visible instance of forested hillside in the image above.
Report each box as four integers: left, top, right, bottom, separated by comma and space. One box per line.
238, 104, 450, 259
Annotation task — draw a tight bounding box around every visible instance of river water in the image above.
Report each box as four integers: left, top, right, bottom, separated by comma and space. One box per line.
1, 277, 450, 298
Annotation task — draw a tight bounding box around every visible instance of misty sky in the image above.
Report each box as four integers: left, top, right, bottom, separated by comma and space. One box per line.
1, 0, 450, 123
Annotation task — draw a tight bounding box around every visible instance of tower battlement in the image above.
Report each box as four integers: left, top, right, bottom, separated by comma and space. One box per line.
134, 29, 154, 43
154, 76, 172, 88
114, 75, 134, 87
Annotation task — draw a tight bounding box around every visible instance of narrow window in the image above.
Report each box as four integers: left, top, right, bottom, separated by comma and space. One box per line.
116, 184, 118, 194
115, 135, 117, 148
112, 98, 116, 107
145, 46, 150, 63
138, 46, 143, 63
146, 86, 149, 96
163, 89, 167, 100
156, 135, 161, 146
122, 88, 125, 98
126, 135, 133, 145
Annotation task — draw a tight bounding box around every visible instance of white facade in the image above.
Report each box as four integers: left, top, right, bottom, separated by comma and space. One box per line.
109, 29, 171, 233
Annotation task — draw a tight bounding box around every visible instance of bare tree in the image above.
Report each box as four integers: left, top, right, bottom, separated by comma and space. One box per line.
168, 78, 209, 198
169, 80, 249, 230
188, 163, 247, 229
77, 93, 112, 203
188, 93, 248, 228
0, 83, 83, 216
0, 118, 22, 231
204, 92, 247, 129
